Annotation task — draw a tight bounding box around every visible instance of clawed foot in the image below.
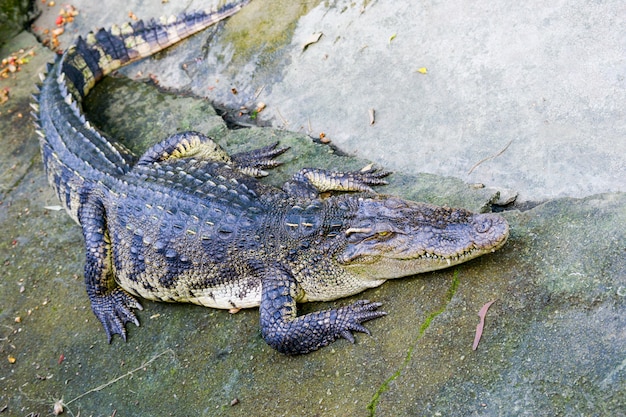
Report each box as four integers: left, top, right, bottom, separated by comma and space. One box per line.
260, 291, 387, 354
231, 142, 289, 177
336, 300, 387, 343
348, 167, 392, 192
287, 167, 391, 197
89, 288, 143, 342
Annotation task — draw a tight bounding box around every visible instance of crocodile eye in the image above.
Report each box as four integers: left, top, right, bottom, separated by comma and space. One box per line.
369, 231, 394, 241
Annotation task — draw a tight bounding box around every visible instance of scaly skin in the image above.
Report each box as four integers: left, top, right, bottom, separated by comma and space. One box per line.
33, 2, 509, 354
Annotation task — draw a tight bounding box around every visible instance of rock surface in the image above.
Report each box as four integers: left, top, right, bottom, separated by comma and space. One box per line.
0, 1, 624, 415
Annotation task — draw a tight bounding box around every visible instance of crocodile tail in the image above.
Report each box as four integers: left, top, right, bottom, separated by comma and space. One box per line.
33, 2, 248, 223
61, 4, 248, 101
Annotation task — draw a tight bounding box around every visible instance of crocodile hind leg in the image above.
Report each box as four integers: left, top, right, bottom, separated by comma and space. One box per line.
259, 267, 386, 354
135, 131, 231, 166
283, 166, 391, 198
79, 188, 142, 342
134, 131, 287, 177
230, 142, 289, 177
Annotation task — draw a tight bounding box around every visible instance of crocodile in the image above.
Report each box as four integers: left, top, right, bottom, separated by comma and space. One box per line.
32, 1, 509, 354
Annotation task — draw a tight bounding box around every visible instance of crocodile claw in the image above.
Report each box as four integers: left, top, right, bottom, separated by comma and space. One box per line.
357, 167, 392, 187
338, 300, 387, 343
351, 172, 390, 193
231, 142, 290, 177
89, 288, 143, 342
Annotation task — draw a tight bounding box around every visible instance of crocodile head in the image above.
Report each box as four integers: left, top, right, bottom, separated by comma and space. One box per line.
337, 195, 509, 280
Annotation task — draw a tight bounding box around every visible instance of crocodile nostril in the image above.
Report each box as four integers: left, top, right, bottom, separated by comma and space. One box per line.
475, 218, 492, 233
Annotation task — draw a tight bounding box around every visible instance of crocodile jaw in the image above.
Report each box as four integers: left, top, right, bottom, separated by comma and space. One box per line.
336, 196, 510, 280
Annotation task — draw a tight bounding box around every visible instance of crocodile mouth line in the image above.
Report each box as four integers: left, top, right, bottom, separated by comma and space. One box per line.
399, 237, 509, 264
402, 249, 476, 266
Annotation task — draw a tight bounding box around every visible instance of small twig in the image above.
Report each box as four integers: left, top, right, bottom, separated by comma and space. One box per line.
467, 139, 513, 175
275, 108, 288, 127
65, 349, 175, 406
253, 84, 265, 100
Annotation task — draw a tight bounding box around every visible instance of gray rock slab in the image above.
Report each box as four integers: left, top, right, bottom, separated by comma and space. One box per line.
259, 0, 626, 203
0, 1, 623, 416
34, 0, 626, 202
0, 31, 50, 198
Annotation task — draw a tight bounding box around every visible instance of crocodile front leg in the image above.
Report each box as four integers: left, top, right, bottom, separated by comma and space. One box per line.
79, 188, 142, 342
283, 167, 391, 198
259, 266, 386, 354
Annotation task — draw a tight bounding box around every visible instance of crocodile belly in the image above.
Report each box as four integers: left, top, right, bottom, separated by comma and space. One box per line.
117, 268, 263, 310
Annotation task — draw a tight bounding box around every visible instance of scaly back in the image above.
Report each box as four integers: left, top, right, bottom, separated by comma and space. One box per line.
32, 2, 248, 222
